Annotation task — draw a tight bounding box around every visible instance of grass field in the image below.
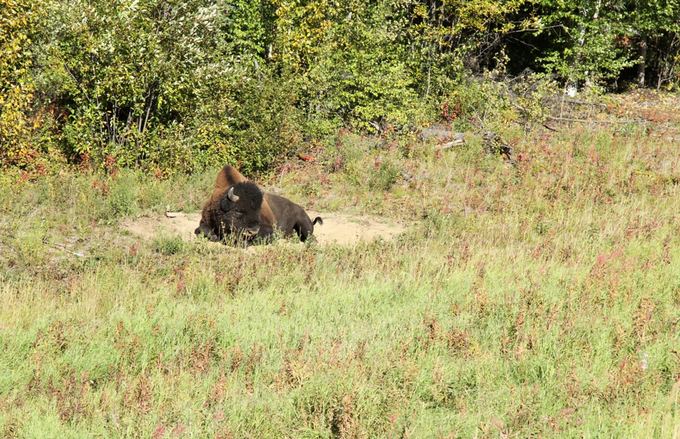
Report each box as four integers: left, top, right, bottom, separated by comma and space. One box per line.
1, 116, 679, 437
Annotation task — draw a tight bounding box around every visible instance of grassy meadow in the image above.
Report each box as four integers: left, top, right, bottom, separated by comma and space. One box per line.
0, 120, 679, 437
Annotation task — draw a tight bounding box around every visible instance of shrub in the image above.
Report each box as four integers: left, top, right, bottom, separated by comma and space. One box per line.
3, 0, 679, 174
0, 0, 45, 167
152, 235, 186, 256
107, 172, 139, 217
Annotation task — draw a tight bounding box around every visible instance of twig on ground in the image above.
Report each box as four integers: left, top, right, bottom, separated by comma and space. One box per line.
546, 115, 645, 125
47, 242, 86, 258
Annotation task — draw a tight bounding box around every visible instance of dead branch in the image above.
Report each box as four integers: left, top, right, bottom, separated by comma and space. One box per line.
546, 115, 645, 125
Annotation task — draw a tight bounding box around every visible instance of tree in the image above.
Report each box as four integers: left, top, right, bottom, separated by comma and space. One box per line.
0, 0, 44, 166
629, 0, 680, 88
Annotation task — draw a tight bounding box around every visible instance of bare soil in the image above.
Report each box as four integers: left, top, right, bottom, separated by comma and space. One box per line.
121, 211, 408, 246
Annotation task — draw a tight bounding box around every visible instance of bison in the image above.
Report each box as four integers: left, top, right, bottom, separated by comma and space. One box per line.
195, 165, 322, 243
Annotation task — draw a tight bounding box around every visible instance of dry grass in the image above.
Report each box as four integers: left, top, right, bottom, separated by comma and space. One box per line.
0, 99, 679, 437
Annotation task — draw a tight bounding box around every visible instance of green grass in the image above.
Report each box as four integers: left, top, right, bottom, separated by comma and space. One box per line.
0, 123, 679, 438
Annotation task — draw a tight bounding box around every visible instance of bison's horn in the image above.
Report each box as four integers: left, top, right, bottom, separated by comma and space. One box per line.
227, 186, 240, 202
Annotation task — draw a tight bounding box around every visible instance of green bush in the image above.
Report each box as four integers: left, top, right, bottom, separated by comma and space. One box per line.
191, 69, 303, 175
368, 159, 401, 191
2, 0, 678, 173
0, 0, 45, 167
32, 0, 292, 174
152, 235, 186, 256
107, 172, 139, 217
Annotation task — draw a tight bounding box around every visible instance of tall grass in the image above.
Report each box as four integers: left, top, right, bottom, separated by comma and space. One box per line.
0, 123, 678, 437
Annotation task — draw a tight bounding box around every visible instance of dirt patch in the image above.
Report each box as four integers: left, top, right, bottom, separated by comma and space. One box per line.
306, 211, 407, 245
121, 211, 408, 246
121, 213, 199, 242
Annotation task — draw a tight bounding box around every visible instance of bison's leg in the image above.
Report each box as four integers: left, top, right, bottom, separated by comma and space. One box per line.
293, 221, 313, 242
253, 224, 274, 244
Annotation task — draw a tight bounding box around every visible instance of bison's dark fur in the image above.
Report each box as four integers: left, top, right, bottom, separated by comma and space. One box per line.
195, 165, 321, 243
265, 193, 323, 242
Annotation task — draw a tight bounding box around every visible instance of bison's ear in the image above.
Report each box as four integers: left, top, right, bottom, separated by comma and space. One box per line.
219, 196, 230, 212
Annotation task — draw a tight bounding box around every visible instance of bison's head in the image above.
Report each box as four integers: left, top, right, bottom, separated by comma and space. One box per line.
216, 181, 264, 239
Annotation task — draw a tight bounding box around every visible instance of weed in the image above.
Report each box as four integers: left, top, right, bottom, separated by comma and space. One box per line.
368, 158, 401, 191
152, 235, 186, 256
107, 171, 139, 217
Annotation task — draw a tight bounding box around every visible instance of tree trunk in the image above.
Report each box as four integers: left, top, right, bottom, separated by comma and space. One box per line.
571, 0, 601, 93
637, 37, 647, 87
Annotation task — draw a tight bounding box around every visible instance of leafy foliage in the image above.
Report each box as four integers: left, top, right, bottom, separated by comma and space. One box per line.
0, 0, 45, 167
2, 0, 679, 172
34, 0, 288, 173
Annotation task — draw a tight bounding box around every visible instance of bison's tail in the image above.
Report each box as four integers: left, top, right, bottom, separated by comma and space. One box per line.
312, 216, 323, 226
